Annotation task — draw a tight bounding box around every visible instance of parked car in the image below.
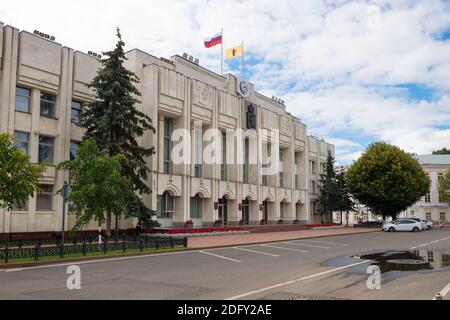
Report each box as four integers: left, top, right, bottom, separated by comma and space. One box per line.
354, 221, 384, 228
382, 219, 423, 232
409, 218, 432, 230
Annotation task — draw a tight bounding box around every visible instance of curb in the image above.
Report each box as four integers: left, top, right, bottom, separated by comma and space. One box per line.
187, 228, 381, 250
0, 228, 379, 270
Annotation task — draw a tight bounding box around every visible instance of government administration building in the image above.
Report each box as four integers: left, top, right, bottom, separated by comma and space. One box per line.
0, 23, 334, 235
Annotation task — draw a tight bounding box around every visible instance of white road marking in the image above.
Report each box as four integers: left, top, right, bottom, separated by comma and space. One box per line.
233, 247, 279, 257
261, 244, 308, 253
225, 260, 371, 300
410, 236, 450, 250
297, 240, 348, 246
2, 250, 198, 272
199, 250, 242, 263
435, 282, 450, 299
284, 242, 331, 250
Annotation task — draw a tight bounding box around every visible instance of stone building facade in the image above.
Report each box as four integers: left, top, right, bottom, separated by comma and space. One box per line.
0, 23, 334, 234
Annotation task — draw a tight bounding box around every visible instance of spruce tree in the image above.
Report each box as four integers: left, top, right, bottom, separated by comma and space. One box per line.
80, 28, 156, 234
318, 151, 339, 223
335, 170, 354, 225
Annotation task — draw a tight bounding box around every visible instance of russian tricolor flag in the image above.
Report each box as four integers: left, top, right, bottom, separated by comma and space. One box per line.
204, 32, 223, 48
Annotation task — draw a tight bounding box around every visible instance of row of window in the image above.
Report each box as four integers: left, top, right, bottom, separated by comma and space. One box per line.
425, 212, 447, 221
424, 192, 446, 203
14, 131, 79, 164
163, 119, 303, 187
15, 86, 82, 124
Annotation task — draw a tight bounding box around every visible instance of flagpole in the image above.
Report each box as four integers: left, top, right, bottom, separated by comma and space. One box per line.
221, 27, 224, 76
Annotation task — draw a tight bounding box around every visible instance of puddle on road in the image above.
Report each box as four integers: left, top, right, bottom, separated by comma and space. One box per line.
354, 250, 450, 273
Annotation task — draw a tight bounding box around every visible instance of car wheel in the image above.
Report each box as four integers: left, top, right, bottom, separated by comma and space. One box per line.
427, 226, 432, 230
388, 227, 395, 232
412, 227, 419, 232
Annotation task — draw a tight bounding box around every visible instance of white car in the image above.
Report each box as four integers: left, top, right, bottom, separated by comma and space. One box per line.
382, 219, 423, 232
410, 218, 433, 230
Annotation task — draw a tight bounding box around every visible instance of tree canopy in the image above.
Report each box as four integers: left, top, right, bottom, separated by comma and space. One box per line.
58, 139, 136, 234
0, 133, 45, 209
432, 148, 450, 155
80, 28, 155, 196
346, 142, 430, 220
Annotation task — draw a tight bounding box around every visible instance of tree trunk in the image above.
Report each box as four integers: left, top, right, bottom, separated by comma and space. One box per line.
106, 212, 112, 237
340, 210, 343, 225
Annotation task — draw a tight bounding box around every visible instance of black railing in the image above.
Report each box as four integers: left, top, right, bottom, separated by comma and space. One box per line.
0, 236, 187, 264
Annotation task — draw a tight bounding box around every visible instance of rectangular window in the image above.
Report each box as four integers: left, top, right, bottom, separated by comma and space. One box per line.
70, 141, 80, 160
71, 100, 82, 124
163, 118, 173, 174
38, 136, 55, 164
15, 86, 31, 113
426, 212, 431, 220
194, 125, 202, 178
295, 174, 299, 189
221, 133, 227, 181
190, 196, 202, 219
438, 173, 443, 181
158, 192, 174, 218
424, 193, 431, 203
36, 185, 53, 211
243, 138, 249, 183
440, 212, 446, 221
14, 131, 29, 154
40, 92, 56, 118
311, 181, 316, 194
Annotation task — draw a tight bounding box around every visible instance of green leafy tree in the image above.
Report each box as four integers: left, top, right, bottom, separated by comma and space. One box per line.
438, 168, 450, 207
432, 148, 450, 155
80, 28, 156, 224
0, 133, 45, 209
318, 151, 339, 223
58, 139, 136, 235
346, 142, 430, 220
335, 170, 354, 225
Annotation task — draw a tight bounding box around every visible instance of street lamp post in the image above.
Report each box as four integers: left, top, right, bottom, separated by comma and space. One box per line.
60, 181, 71, 258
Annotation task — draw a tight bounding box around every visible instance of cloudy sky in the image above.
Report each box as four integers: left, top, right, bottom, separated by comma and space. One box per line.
1, 0, 449, 164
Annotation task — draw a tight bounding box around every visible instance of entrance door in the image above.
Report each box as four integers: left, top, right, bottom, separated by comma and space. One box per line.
262, 199, 269, 222
218, 196, 228, 225
242, 198, 250, 224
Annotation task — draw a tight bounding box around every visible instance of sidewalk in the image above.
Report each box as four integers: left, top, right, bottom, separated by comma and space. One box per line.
187, 227, 379, 249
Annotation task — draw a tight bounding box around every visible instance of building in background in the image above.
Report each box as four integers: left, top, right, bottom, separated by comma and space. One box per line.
403, 155, 450, 222
0, 22, 334, 235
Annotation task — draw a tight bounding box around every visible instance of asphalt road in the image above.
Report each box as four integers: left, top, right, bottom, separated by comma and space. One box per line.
1, 229, 449, 300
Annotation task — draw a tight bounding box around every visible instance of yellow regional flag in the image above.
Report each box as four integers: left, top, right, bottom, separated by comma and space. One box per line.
225, 44, 243, 59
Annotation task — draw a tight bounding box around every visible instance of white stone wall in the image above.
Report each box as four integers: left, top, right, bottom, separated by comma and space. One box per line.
0, 23, 335, 234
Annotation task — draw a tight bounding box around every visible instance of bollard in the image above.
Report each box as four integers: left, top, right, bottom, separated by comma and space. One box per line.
103, 241, 107, 254
183, 237, 188, 248
82, 242, 87, 256
156, 237, 160, 250
170, 237, 174, 249
139, 240, 144, 252
122, 238, 126, 253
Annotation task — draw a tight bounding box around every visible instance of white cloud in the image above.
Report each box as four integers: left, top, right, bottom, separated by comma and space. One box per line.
1, 0, 449, 163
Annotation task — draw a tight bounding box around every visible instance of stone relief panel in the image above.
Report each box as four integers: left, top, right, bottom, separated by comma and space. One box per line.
280, 115, 292, 136
192, 81, 214, 109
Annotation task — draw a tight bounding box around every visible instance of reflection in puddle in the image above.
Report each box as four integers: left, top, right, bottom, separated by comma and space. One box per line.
355, 250, 450, 273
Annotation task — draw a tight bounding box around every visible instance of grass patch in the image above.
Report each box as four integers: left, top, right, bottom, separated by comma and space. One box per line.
0, 246, 185, 266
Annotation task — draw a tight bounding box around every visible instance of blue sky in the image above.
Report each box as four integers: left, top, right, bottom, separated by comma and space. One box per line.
1, 0, 450, 165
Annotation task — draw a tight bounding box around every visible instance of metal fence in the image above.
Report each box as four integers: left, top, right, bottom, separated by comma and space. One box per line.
0, 236, 187, 263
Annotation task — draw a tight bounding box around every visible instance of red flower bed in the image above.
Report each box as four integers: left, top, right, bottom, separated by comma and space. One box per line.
143, 227, 242, 234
